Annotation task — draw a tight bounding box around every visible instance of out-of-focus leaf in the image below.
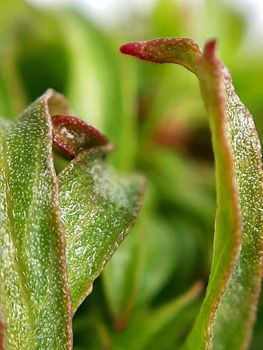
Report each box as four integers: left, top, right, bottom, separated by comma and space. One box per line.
135, 216, 179, 305
145, 299, 201, 350
58, 146, 145, 313
204, 2, 246, 59
0, 59, 26, 119
15, 8, 70, 102
103, 186, 201, 329
0, 2, 67, 118
0, 91, 72, 349
121, 38, 263, 349
140, 147, 215, 223
152, 0, 182, 37
102, 183, 179, 328
57, 10, 138, 170
102, 217, 145, 330
111, 281, 202, 350
103, 182, 202, 330
0, 13, 27, 119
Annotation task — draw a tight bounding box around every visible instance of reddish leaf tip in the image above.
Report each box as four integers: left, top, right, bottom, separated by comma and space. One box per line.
203, 39, 218, 60
52, 115, 109, 158
120, 42, 143, 57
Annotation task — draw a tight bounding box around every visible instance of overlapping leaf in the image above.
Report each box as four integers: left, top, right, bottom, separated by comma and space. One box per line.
0, 91, 72, 349
0, 89, 144, 348
121, 38, 263, 349
58, 146, 144, 312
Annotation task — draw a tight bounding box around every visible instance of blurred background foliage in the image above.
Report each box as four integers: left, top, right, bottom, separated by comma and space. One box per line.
0, 0, 263, 349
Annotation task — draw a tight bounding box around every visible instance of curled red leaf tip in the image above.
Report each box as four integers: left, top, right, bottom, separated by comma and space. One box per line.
52, 115, 108, 158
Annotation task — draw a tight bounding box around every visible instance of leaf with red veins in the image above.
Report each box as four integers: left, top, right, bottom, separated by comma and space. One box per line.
52, 115, 109, 158
121, 38, 263, 349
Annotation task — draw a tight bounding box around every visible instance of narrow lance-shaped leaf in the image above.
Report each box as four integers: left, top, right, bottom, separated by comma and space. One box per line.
0, 91, 72, 349
58, 145, 145, 313
120, 38, 263, 349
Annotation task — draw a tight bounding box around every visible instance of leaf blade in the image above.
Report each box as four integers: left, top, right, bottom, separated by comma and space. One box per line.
121, 38, 263, 349
199, 41, 263, 350
58, 146, 145, 313
0, 91, 72, 349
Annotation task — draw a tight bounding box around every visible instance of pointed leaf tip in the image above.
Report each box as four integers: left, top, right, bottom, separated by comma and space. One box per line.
203, 39, 218, 60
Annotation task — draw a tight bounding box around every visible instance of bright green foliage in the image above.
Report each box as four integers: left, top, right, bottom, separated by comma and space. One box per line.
0, 90, 144, 349
121, 38, 263, 349
1, 1, 263, 349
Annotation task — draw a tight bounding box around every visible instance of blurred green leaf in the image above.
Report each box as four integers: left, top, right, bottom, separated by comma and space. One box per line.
152, 0, 183, 37
57, 10, 138, 170
102, 202, 179, 328
110, 281, 202, 350
15, 9, 70, 101
135, 216, 179, 305
204, 2, 246, 59
0, 59, 26, 119
102, 217, 145, 329
140, 147, 215, 223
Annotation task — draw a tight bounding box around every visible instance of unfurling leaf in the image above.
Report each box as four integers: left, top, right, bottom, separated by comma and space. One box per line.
0, 90, 144, 348
121, 38, 263, 349
52, 114, 108, 158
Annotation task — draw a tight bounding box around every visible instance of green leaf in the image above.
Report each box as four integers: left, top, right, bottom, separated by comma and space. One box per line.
121, 38, 263, 349
135, 216, 179, 305
58, 146, 145, 313
140, 147, 215, 223
0, 91, 72, 349
110, 281, 202, 350
197, 41, 263, 350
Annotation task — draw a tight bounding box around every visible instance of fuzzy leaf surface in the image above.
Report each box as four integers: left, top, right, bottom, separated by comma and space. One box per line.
0, 91, 72, 349
121, 38, 263, 349
59, 146, 144, 312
